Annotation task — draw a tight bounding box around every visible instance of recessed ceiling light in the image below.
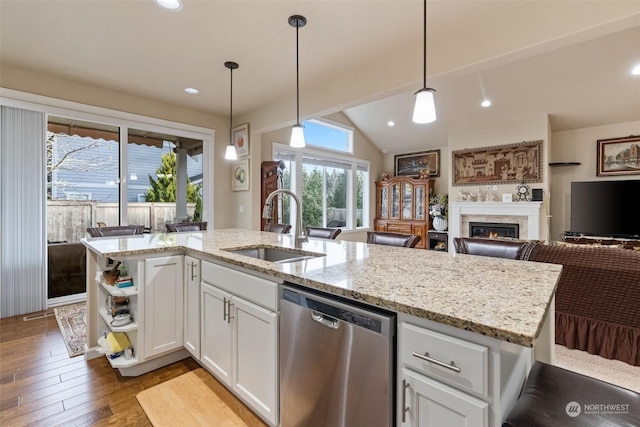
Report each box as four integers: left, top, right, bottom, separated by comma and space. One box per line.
387, 120, 395, 127
154, 0, 183, 11
184, 88, 199, 94
481, 99, 492, 108
632, 64, 640, 76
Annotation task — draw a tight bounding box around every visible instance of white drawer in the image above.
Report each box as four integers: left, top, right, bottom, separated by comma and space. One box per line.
201, 261, 278, 311
401, 322, 488, 397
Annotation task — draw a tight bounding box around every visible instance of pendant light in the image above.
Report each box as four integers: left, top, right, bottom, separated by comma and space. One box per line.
412, 0, 437, 124
289, 15, 307, 148
224, 61, 239, 160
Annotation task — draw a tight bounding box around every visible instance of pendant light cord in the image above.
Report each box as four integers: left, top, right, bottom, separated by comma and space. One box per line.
422, 0, 427, 89
230, 66, 233, 142
296, 20, 300, 125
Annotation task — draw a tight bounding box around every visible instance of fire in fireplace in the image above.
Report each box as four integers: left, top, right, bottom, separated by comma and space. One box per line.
470, 222, 519, 239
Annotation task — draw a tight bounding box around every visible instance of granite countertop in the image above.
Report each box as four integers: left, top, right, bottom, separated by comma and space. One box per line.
82, 229, 562, 347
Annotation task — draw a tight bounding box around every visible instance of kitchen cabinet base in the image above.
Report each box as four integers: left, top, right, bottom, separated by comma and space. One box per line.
117, 349, 190, 377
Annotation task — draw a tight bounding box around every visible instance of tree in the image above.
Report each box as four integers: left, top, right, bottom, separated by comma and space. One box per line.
145, 151, 202, 219
302, 168, 323, 228
46, 132, 115, 199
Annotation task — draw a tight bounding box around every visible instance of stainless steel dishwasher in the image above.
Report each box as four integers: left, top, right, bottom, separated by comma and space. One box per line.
280, 284, 395, 427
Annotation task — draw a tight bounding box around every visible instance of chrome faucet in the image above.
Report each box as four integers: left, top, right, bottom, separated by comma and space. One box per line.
263, 189, 307, 246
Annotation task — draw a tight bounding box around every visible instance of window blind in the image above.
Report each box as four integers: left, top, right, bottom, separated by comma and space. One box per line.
0, 106, 47, 318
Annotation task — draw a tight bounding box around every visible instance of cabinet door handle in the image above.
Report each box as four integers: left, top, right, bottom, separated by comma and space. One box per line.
412, 351, 461, 373
227, 300, 234, 324
401, 378, 410, 423
223, 297, 228, 321
190, 262, 198, 281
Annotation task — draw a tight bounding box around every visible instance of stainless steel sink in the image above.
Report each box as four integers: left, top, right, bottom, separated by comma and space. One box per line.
225, 246, 323, 264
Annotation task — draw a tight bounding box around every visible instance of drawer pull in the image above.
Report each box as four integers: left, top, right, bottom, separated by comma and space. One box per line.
412, 351, 461, 373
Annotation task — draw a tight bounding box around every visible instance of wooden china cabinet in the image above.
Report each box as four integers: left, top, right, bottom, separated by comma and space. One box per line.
260, 161, 285, 231
374, 176, 434, 249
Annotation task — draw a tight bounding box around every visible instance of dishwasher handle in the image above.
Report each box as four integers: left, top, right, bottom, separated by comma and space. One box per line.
311, 310, 340, 329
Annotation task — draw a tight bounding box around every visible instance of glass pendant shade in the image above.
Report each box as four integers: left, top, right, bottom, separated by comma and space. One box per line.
412, 88, 437, 124
224, 144, 237, 160
290, 124, 306, 148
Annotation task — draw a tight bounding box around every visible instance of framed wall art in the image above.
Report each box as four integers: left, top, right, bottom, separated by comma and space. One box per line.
231, 159, 249, 191
232, 123, 249, 157
452, 140, 542, 186
596, 135, 640, 177
394, 149, 440, 178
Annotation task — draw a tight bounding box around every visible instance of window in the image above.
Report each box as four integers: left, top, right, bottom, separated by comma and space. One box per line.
127, 129, 204, 232
273, 143, 369, 232
47, 117, 121, 243
47, 116, 206, 243
303, 119, 353, 153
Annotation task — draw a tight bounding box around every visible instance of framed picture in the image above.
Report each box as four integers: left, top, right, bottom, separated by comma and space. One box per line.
232, 123, 249, 157
452, 140, 542, 186
596, 135, 640, 176
231, 159, 249, 191
394, 149, 440, 178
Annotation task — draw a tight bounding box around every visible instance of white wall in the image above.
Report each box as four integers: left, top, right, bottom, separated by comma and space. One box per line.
447, 115, 551, 241
550, 119, 640, 240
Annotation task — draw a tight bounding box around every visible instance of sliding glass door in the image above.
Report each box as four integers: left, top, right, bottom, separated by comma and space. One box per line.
46, 117, 204, 303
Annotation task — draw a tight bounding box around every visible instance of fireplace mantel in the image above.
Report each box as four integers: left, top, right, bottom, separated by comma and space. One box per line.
449, 201, 544, 251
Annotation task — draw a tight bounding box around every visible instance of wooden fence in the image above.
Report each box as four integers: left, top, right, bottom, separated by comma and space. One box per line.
47, 201, 196, 242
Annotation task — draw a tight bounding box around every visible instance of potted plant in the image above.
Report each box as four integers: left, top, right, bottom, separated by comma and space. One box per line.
429, 193, 449, 231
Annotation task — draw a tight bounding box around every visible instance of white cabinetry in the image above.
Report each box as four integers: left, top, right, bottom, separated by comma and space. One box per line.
144, 255, 184, 359
95, 259, 141, 370
89, 254, 189, 376
184, 255, 200, 358
401, 368, 488, 427
201, 283, 233, 384
398, 314, 531, 427
201, 260, 279, 426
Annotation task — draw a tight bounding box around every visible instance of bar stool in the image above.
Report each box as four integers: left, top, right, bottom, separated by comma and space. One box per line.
366, 231, 420, 248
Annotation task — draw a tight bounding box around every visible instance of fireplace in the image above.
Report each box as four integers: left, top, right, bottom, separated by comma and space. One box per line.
448, 201, 544, 253
470, 222, 519, 239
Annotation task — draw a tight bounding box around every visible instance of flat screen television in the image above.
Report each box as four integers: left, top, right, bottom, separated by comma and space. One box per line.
570, 179, 640, 238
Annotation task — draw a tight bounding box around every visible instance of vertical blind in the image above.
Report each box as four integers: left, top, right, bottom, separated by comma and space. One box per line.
0, 106, 46, 318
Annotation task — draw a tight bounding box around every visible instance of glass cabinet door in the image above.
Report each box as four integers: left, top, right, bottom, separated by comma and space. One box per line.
402, 182, 413, 219
391, 184, 400, 218
415, 185, 425, 220
380, 187, 388, 218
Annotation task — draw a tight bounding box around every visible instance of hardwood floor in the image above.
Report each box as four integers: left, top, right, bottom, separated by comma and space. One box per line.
0, 309, 267, 427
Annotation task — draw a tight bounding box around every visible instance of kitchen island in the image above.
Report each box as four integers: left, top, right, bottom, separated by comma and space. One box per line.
82, 229, 561, 427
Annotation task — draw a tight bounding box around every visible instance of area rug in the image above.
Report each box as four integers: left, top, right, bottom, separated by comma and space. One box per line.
137, 368, 249, 427
54, 302, 87, 358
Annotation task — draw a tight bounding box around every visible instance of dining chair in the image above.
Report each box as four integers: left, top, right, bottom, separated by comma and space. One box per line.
366, 231, 421, 248
86, 225, 145, 237
264, 223, 292, 234
165, 221, 208, 232
305, 226, 342, 240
